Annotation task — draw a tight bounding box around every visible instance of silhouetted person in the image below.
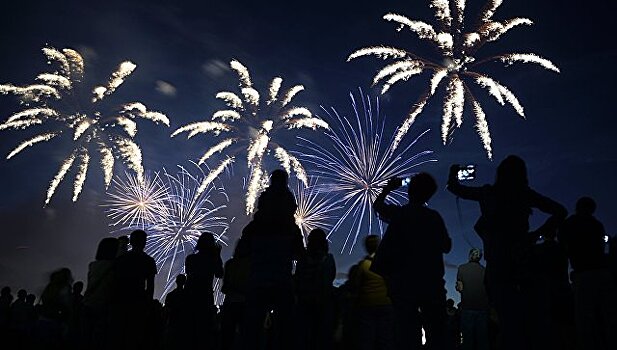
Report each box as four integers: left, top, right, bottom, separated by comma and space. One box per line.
9, 289, 27, 340
165, 274, 189, 336
294, 228, 336, 350
241, 170, 305, 350
447, 156, 567, 350
12, 289, 27, 306
163, 274, 188, 348
67, 281, 84, 347
445, 299, 460, 350
9, 290, 36, 349
340, 264, 361, 350
71, 281, 84, 320
534, 229, 574, 349
111, 230, 157, 349
37, 268, 73, 347
72, 282, 84, 305
83, 237, 118, 350
350, 235, 394, 350
559, 197, 617, 350
40, 268, 73, 321
0, 286, 13, 334
372, 173, 451, 350
456, 248, 489, 350
221, 239, 251, 350
184, 232, 224, 348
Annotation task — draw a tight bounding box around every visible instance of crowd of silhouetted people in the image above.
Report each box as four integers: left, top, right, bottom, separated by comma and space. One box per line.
2, 157, 617, 350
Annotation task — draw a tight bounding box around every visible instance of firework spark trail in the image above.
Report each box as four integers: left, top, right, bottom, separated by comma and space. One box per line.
106, 167, 230, 299
173, 60, 328, 214
0, 46, 169, 205
348, 0, 559, 158
292, 179, 342, 244
46, 152, 77, 205
7, 132, 59, 159
300, 90, 436, 253
197, 157, 235, 194
72, 151, 90, 202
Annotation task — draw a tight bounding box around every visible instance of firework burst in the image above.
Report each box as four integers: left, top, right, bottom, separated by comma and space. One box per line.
148, 166, 229, 296
106, 166, 230, 298
104, 171, 170, 229
301, 90, 436, 253
348, 0, 559, 158
172, 60, 328, 214
0, 47, 169, 205
292, 179, 342, 244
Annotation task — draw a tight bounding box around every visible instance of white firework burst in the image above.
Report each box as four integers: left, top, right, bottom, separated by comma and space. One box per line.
301, 90, 436, 253
0, 46, 169, 205
104, 171, 170, 229
147, 166, 229, 297
172, 60, 329, 215
348, 0, 559, 159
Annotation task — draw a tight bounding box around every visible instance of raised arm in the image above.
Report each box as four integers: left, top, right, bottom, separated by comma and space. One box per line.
447, 164, 483, 201
373, 178, 402, 223
530, 189, 568, 236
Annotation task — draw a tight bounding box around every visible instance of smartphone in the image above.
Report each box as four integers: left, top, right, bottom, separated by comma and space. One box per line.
401, 177, 412, 187
457, 164, 476, 181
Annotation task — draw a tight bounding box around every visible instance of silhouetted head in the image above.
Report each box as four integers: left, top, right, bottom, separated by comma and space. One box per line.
17, 289, 27, 300
196, 232, 216, 253
446, 298, 455, 308
130, 230, 147, 251
408, 172, 437, 204
1, 286, 11, 297
73, 281, 84, 294
575, 197, 596, 216
364, 235, 381, 255
469, 248, 482, 262
175, 274, 187, 288
307, 228, 329, 255
49, 268, 73, 287
270, 169, 288, 188
495, 155, 528, 188
95, 237, 119, 261
26, 294, 36, 305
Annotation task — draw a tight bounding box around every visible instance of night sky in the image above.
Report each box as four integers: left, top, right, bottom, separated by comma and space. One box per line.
1, 0, 616, 300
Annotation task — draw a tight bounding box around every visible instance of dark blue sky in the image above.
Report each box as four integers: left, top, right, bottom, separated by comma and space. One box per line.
1, 0, 616, 299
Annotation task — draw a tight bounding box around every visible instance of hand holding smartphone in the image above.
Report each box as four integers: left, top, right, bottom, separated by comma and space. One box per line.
457, 165, 476, 181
